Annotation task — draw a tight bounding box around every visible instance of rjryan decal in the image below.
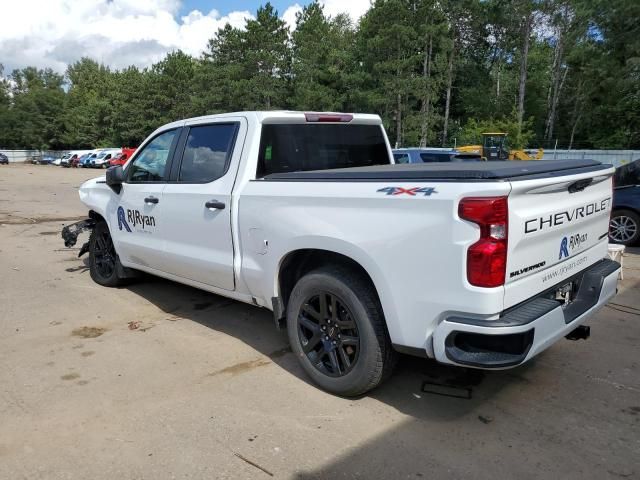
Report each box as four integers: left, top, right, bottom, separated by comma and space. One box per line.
559, 232, 588, 259
117, 206, 155, 231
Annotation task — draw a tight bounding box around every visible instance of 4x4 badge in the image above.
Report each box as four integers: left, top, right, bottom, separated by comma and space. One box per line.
377, 187, 437, 196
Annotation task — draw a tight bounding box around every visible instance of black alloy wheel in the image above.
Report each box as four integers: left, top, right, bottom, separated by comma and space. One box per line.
93, 227, 116, 279
286, 266, 396, 396
89, 221, 128, 287
297, 292, 360, 377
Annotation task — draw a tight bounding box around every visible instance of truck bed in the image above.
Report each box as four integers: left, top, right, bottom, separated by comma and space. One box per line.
263, 160, 610, 182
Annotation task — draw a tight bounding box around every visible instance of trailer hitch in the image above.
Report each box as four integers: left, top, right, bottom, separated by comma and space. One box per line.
566, 325, 590, 341
61, 218, 96, 257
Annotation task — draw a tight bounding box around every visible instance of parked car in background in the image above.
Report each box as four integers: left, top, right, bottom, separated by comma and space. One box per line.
79, 151, 99, 168
60, 153, 78, 167
72, 153, 90, 168
29, 154, 56, 165
108, 147, 137, 167
392, 148, 482, 164
90, 148, 121, 168
53, 154, 65, 166
61, 150, 92, 167
0, 153, 8, 164
610, 159, 640, 246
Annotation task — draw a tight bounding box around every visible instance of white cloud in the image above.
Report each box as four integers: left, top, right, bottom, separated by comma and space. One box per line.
283, 0, 369, 30
320, 0, 371, 21
282, 4, 303, 31
0, 0, 251, 73
0, 0, 373, 75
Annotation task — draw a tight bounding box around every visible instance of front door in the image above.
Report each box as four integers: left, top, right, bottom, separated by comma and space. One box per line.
108, 128, 180, 270
160, 119, 245, 290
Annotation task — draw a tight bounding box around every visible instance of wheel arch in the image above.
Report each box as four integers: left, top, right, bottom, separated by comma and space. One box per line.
273, 246, 399, 343
612, 205, 640, 216
88, 209, 105, 222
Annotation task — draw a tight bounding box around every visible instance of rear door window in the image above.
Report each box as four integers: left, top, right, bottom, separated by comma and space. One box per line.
257, 124, 389, 177
178, 123, 239, 183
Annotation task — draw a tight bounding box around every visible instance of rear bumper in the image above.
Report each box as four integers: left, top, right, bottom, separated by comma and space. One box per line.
432, 258, 620, 369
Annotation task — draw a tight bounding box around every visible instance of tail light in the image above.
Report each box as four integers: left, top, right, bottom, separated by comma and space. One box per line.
459, 196, 508, 288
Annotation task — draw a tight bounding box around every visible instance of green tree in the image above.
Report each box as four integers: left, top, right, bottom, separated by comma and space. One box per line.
64, 58, 114, 147
242, 3, 291, 109
196, 24, 247, 113
291, 2, 355, 111
358, 0, 420, 147
1, 0, 639, 150
148, 50, 197, 125
4, 67, 65, 149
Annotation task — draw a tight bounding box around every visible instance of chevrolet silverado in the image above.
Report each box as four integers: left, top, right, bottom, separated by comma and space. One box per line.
62, 111, 620, 396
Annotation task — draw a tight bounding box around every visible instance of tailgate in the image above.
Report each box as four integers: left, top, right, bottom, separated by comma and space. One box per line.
504, 167, 614, 306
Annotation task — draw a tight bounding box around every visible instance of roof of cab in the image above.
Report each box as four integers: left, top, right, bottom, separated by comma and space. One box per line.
157, 111, 382, 131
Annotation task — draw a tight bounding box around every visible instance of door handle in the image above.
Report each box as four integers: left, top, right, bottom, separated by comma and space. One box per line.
205, 200, 225, 210
144, 196, 159, 204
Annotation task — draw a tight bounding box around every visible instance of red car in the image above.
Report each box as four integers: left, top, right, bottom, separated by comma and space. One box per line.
109, 147, 137, 167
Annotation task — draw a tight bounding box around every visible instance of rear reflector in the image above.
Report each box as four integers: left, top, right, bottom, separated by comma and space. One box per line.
304, 113, 353, 123
459, 196, 509, 288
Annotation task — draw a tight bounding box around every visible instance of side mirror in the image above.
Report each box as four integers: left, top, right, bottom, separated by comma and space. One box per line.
106, 165, 124, 194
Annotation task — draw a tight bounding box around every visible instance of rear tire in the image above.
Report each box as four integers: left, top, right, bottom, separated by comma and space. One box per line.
610, 209, 640, 246
89, 221, 127, 287
286, 266, 396, 397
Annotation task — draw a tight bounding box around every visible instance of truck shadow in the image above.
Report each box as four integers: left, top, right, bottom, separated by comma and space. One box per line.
124, 275, 538, 422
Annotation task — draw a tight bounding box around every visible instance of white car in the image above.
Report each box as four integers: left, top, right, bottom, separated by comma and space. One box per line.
89, 149, 121, 168
62, 111, 620, 396
59, 150, 92, 167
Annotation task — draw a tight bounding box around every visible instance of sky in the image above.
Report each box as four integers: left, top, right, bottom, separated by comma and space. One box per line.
0, 0, 372, 75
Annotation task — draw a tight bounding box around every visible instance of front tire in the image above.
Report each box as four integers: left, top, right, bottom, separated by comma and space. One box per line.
89, 221, 127, 287
610, 209, 640, 246
286, 266, 395, 397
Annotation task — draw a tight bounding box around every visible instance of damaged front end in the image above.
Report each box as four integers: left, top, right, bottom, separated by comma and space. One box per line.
61, 218, 96, 257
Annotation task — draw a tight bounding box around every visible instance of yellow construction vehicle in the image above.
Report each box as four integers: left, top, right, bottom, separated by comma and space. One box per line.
457, 133, 544, 161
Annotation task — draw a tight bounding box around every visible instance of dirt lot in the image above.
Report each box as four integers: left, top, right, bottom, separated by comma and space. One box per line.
0, 163, 639, 479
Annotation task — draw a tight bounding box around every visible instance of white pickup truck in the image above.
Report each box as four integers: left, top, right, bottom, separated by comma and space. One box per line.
62, 111, 620, 396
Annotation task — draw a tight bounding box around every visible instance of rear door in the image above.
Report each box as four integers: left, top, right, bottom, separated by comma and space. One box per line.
159, 117, 246, 290
108, 128, 180, 270
504, 168, 614, 304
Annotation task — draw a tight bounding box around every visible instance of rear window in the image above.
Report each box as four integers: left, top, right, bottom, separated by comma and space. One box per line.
419, 152, 453, 163
393, 153, 410, 164
257, 124, 389, 178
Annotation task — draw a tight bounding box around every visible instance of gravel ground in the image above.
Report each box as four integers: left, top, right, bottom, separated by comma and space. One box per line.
1, 164, 638, 479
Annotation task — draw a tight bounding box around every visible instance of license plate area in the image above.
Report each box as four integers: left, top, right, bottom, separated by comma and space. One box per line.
555, 281, 578, 307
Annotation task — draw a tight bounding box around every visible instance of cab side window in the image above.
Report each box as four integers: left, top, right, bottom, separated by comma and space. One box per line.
178, 123, 238, 183
127, 129, 177, 183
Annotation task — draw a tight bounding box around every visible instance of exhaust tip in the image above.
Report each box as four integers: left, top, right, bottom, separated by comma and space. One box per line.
566, 325, 590, 341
